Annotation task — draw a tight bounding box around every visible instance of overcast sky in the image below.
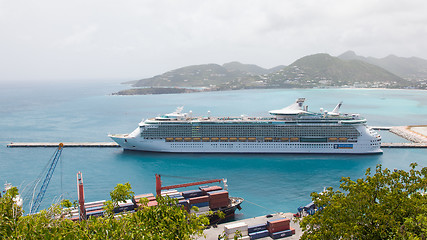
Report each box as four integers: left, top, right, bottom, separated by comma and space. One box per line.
1, 0, 426, 82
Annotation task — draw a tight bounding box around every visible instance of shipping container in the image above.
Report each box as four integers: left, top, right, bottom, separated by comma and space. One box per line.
188, 195, 209, 204
207, 190, 229, 200
248, 223, 267, 233
200, 186, 222, 193
85, 205, 104, 212
133, 193, 154, 199
190, 206, 210, 213
182, 189, 205, 198
190, 201, 209, 208
248, 229, 269, 239
225, 222, 249, 239
267, 218, 291, 233
210, 199, 229, 209
269, 229, 293, 239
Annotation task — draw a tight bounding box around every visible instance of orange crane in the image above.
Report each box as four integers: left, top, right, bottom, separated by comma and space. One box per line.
155, 174, 226, 196
77, 172, 86, 220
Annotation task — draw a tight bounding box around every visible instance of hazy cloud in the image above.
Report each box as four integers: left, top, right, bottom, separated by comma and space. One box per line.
1, 0, 426, 82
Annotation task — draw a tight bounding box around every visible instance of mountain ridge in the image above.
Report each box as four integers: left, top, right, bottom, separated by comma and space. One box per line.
115, 52, 426, 95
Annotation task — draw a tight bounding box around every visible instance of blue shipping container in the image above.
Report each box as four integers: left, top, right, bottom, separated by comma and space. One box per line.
87, 210, 105, 217
190, 201, 209, 208
85, 206, 103, 212
270, 229, 293, 239
206, 190, 228, 195
248, 223, 267, 233
249, 230, 269, 239
182, 189, 204, 198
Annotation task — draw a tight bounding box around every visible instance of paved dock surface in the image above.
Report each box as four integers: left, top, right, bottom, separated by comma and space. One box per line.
198, 212, 301, 240
7, 142, 120, 147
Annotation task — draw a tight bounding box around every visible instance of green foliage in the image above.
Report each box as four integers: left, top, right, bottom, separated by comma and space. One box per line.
103, 182, 135, 216
0, 187, 23, 238
109, 182, 134, 205
0, 183, 210, 239
300, 163, 427, 240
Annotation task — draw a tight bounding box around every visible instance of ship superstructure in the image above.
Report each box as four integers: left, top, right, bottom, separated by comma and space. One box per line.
109, 98, 382, 154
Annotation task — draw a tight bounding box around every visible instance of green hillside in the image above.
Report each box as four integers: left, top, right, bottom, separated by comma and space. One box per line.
132, 63, 262, 88
338, 51, 427, 81
115, 53, 424, 95
266, 53, 408, 88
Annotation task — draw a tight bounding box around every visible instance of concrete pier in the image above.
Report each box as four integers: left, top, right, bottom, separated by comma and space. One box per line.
389, 125, 427, 144
7, 142, 120, 148
381, 143, 427, 148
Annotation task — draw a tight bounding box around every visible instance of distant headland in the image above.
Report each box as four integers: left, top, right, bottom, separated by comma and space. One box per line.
113, 51, 427, 95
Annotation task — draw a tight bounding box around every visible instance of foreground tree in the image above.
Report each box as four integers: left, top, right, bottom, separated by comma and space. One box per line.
300, 163, 427, 240
1, 183, 210, 239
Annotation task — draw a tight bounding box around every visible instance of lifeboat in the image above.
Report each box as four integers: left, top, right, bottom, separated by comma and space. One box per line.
175, 137, 183, 142
211, 137, 219, 142
328, 137, 337, 142
229, 137, 237, 142
339, 137, 348, 142
202, 137, 210, 142
290, 137, 299, 142
280, 137, 289, 142
264, 137, 273, 142
193, 137, 201, 142
166, 137, 174, 142
248, 137, 256, 142
239, 137, 247, 142
220, 137, 228, 141
184, 137, 192, 142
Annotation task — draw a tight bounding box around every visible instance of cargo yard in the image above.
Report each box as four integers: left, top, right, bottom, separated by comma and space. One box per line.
199, 213, 301, 240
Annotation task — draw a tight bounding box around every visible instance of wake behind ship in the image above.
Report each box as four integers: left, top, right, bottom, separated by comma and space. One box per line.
109, 98, 382, 154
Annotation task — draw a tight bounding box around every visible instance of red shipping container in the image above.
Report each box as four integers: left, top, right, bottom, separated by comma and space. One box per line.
267, 218, 290, 233
209, 199, 229, 209
147, 201, 158, 207
188, 195, 210, 205
200, 186, 223, 193
146, 196, 156, 201
134, 193, 154, 199
290, 227, 296, 235
208, 191, 229, 201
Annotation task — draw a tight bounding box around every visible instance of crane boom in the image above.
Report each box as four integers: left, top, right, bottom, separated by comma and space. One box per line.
30, 143, 63, 214
155, 174, 223, 196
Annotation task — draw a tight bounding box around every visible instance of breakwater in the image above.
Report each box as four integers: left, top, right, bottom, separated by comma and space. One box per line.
7, 142, 120, 148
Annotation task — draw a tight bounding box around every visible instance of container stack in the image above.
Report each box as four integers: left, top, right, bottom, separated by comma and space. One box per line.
207, 190, 229, 209
266, 218, 295, 239
188, 195, 210, 213
224, 222, 250, 240
85, 200, 106, 218
248, 223, 269, 239
133, 193, 157, 208
115, 199, 135, 213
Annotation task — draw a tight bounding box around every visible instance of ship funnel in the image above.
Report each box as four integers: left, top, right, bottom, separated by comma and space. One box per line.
329, 101, 343, 116
223, 178, 228, 190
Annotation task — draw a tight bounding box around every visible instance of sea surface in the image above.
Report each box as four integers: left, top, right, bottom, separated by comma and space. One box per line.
1, 80, 426, 219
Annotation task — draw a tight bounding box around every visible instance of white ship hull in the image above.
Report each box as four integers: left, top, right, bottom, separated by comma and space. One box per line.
110, 136, 382, 154
109, 98, 383, 154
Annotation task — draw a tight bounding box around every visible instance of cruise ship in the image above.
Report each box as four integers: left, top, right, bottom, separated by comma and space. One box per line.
109, 98, 382, 154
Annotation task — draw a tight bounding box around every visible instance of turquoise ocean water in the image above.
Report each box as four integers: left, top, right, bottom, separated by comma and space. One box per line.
1, 80, 426, 219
